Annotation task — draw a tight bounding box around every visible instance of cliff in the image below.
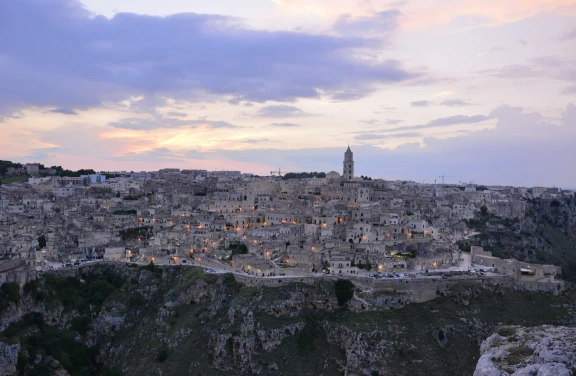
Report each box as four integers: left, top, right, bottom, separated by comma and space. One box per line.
1, 264, 575, 376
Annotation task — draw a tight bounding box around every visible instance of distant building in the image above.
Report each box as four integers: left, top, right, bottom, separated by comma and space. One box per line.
25, 163, 40, 176
532, 187, 547, 197
343, 146, 354, 181
81, 174, 106, 184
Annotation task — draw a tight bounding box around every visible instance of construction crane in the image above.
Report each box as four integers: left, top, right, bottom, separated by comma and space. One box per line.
270, 167, 284, 177
438, 175, 457, 185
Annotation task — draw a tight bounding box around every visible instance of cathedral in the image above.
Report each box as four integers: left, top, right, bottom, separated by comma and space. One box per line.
343, 146, 354, 180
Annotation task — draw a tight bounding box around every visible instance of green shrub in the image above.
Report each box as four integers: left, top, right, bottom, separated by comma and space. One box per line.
155, 347, 170, 362
128, 293, 147, 308
497, 326, 517, 337
71, 315, 92, 335
507, 345, 533, 365
1, 282, 20, 303
297, 317, 318, 353
334, 279, 354, 306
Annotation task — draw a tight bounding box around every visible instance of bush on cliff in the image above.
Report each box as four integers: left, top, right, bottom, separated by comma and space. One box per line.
0, 282, 20, 311
334, 279, 354, 306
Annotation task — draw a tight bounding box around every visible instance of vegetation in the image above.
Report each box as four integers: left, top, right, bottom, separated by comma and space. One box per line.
457, 240, 471, 252
0, 160, 22, 175
334, 279, 354, 306
297, 317, 319, 353
37, 235, 46, 248
3, 313, 110, 376
120, 226, 152, 241
228, 243, 249, 255
113, 209, 137, 215
283, 172, 326, 180
155, 347, 170, 362
50, 166, 96, 177
123, 195, 143, 201
42, 269, 125, 312
1, 264, 574, 376
0, 282, 20, 311
0, 175, 29, 185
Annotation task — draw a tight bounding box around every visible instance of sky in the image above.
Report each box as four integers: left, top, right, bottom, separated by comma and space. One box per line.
1, 0, 575, 187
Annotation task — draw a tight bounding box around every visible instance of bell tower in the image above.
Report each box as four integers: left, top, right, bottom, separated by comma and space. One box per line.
343, 146, 354, 180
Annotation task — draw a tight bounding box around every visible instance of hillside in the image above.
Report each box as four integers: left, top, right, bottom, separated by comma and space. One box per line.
460, 195, 576, 280
1, 264, 575, 376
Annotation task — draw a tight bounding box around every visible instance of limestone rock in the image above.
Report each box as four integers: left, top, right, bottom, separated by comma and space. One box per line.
0, 342, 20, 376
474, 326, 576, 376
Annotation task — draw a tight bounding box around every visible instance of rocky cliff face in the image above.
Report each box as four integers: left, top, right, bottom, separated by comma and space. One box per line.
474, 325, 576, 376
1, 264, 576, 376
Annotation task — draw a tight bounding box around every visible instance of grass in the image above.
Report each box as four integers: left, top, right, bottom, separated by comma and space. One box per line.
507, 345, 534, 365
0, 175, 28, 184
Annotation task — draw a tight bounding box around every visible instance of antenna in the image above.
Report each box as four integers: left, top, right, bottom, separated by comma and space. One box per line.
438, 175, 457, 185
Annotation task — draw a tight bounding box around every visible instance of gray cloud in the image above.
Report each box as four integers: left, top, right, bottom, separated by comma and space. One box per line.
270, 122, 300, 127
256, 105, 312, 118
48, 108, 78, 115
0, 0, 422, 115
410, 100, 433, 107
477, 57, 576, 94
355, 132, 420, 140
353, 114, 492, 135
166, 111, 187, 117
239, 138, 271, 144
385, 119, 403, 125
108, 116, 237, 130
439, 99, 473, 107
358, 119, 379, 124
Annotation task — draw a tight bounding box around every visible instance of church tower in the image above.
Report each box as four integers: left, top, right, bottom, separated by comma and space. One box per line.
343, 146, 354, 180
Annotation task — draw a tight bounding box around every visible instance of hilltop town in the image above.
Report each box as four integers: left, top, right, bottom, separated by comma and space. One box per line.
0, 148, 569, 295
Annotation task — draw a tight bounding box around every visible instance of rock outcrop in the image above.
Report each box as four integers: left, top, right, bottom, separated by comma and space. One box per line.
474, 325, 576, 376
0, 342, 19, 376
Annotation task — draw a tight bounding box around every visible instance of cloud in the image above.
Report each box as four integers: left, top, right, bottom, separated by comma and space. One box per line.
439, 99, 473, 107
477, 56, 576, 95
0, 0, 422, 114
560, 27, 576, 40
108, 116, 237, 130
332, 10, 401, 36
410, 100, 433, 107
270, 122, 300, 127
256, 105, 313, 118
166, 112, 187, 117
114, 147, 190, 162
239, 138, 271, 144
213, 103, 576, 187
385, 119, 403, 125
353, 114, 492, 135
562, 85, 576, 95
48, 108, 78, 115
358, 119, 379, 124
355, 132, 420, 140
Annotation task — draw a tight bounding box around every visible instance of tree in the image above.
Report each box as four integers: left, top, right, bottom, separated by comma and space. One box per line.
1, 282, 20, 304
38, 235, 46, 249
334, 279, 354, 306
480, 206, 488, 215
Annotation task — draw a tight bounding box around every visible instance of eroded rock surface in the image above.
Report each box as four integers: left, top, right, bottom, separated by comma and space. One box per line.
474, 325, 576, 376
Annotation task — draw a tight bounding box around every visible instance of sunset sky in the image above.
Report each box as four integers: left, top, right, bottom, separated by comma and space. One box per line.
1, 0, 575, 187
